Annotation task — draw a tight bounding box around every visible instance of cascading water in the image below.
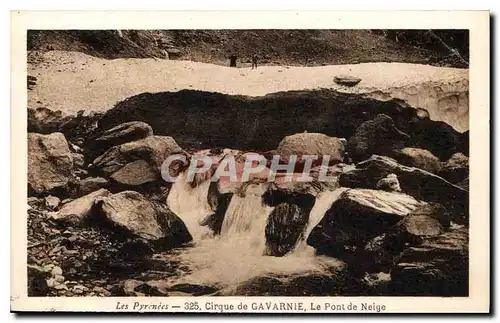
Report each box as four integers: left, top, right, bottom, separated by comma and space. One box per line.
166, 172, 214, 241
162, 175, 347, 292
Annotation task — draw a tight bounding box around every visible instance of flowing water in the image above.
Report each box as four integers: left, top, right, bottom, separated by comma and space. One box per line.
162, 176, 347, 292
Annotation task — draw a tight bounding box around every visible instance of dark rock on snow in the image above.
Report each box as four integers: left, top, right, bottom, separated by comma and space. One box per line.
334, 75, 362, 87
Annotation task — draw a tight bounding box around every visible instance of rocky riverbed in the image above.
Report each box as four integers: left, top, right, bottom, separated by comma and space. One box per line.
26, 85, 469, 296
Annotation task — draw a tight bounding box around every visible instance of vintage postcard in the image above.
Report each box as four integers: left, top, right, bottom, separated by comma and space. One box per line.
11, 11, 490, 313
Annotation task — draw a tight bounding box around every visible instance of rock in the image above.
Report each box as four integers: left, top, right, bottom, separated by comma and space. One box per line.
376, 173, 401, 192
51, 266, 63, 276
407, 119, 464, 161
44, 196, 61, 211
54, 275, 65, 283
276, 133, 345, 167
50, 189, 111, 225
408, 202, 450, 228
396, 214, 443, 237
168, 283, 219, 296
439, 152, 469, 184
93, 135, 184, 179
77, 177, 109, 196
69, 142, 83, 154
28, 107, 72, 134
361, 272, 392, 295
94, 191, 192, 248
334, 75, 361, 86
141, 280, 170, 296
394, 147, 442, 174
120, 279, 145, 296
307, 188, 425, 259
264, 203, 311, 257
459, 130, 469, 156
96, 121, 153, 147
72, 153, 85, 168
28, 132, 74, 194
339, 155, 468, 221
109, 159, 159, 186
27, 264, 50, 296
390, 227, 468, 296
347, 114, 410, 162
457, 177, 469, 190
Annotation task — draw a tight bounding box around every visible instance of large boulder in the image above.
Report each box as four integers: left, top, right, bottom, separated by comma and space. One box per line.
94, 191, 192, 249
28, 132, 74, 195
307, 188, 425, 262
439, 152, 469, 184
276, 132, 345, 168
347, 114, 410, 162
407, 119, 464, 161
89, 121, 154, 158
339, 155, 468, 221
394, 147, 442, 174
50, 188, 111, 225
390, 227, 468, 296
351, 202, 449, 274
93, 135, 184, 185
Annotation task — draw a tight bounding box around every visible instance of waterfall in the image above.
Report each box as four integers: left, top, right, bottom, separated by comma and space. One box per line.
161, 183, 345, 289
166, 172, 214, 241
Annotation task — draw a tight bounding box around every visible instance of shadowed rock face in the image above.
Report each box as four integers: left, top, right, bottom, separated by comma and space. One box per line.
347, 114, 410, 162
98, 89, 466, 159
390, 227, 468, 296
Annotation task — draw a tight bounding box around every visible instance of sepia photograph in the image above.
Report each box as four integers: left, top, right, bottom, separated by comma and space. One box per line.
11, 11, 490, 313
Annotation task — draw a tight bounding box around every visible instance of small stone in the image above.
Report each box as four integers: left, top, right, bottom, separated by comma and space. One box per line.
44, 196, 61, 211
54, 275, 65, 283
376, 173, 402, 192
334, 75, 362, 86
46, 278, 56, 288
51, 266, 63, 276
68, 235, 79, 243
43, 264, 55, 272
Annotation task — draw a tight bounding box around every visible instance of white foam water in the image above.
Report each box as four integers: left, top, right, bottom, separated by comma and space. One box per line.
166, 172, 214, 241
163, 178, 346, 289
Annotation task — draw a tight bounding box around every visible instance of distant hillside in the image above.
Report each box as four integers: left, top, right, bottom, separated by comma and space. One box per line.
27, 30, 468, 68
